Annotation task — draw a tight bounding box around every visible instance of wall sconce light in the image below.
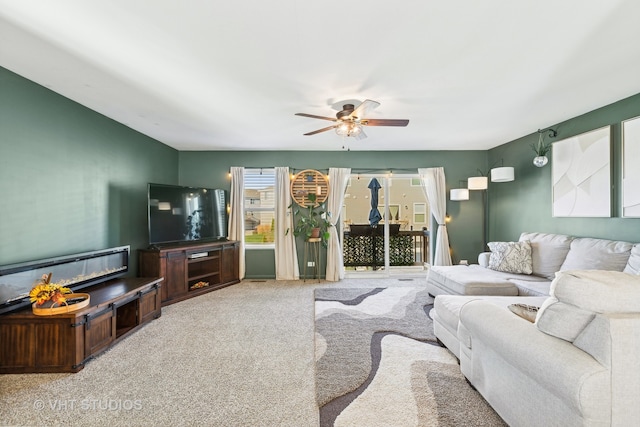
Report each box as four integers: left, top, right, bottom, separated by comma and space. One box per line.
158, 202, 171, 211
532, 128, 557, 167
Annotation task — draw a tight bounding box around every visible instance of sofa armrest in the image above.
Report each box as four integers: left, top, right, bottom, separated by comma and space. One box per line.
459, 300, 610, 415
574, 313, 640, 426
478, 252, 491, 267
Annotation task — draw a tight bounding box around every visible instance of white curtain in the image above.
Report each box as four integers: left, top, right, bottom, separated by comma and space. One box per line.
325, 167, 351, 281
228, 167, 246, 278
274, 167, 299, 280
418, 167, 452, 266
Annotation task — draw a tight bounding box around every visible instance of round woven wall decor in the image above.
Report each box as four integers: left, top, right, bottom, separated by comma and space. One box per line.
290, 169, 329, 207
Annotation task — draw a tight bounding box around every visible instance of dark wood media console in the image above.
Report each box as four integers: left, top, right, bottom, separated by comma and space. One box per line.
138, 240, 240, 306
0, 277, 162, 374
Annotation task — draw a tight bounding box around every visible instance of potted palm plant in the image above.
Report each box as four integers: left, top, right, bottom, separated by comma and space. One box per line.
288, 193, 332, 247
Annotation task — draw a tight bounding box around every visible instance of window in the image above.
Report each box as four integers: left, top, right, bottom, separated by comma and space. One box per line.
244, 169, 275, 247
413, 203, 427, 224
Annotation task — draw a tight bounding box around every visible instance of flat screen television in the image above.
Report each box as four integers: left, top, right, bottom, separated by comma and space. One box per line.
148, 183, 228, 246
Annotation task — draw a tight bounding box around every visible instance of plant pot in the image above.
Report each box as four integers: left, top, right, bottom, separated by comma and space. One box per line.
309, 228, 321, 239
533, 156, 548, 167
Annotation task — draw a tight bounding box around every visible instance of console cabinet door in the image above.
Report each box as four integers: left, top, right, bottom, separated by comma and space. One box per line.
0, 322, 33, 369
0, 318, 80, 373
34, 321, 74, 369
164, 251, 187, 302
84, 307, 115, 357
139, 284, 162, 323
221, 243, 240, 283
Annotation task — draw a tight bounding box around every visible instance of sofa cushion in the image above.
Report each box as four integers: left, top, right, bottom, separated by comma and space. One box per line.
434, 295, 477, 336
535, 270, 640, 342
427, 265, 520, 296
549, 270, 640, 313
487, 240, 533, 274
535, 298, 595, 342
509, 279, 552, 296
519, 232, 573, 280
560, 238, 633, 272
433, 295, 547, 352
624, 244, 640, 275
572, 314, 612, 368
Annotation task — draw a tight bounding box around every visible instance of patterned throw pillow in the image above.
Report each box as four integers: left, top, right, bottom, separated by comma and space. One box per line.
487, 240, 533, 274
508, 303, 539, 323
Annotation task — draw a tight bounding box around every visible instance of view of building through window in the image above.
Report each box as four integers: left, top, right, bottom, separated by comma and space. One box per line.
342, 175, 428, 231
243, 169, 275, 245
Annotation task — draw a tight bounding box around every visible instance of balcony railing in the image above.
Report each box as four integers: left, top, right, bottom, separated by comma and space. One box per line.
342, 225, 429, 269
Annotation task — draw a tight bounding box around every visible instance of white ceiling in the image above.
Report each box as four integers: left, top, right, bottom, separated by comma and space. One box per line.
2, 1, 640, 151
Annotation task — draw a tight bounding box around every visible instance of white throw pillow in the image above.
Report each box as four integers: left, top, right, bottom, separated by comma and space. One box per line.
624, 244, 640, 275
559, 238, 633, 272
487, 240, 533, 275
549, 270, 640, 313
519, 232, 573, 280
535, 270, 640, 342
535, 298, 595, 342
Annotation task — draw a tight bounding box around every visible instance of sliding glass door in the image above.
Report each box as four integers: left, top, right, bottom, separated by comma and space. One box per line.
341, 173, 429, 276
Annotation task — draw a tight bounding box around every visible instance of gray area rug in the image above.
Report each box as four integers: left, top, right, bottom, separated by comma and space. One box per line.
1, 278, 505, 426
315, 287, 506, 427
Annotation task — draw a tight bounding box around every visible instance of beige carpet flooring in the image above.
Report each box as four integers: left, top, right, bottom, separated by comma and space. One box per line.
0, 276, 495, 427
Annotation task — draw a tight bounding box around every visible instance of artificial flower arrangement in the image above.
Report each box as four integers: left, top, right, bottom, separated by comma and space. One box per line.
29, 273, 72, 306
29, 273, 89, 315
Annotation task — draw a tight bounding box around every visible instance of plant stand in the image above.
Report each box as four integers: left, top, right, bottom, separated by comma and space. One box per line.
303, 238, 322, 282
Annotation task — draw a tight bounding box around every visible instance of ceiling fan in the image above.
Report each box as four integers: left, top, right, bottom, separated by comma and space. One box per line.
295, 100, 409, 140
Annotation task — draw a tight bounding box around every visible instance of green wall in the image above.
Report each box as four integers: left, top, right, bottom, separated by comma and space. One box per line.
0, 67, 179, 268
179, 150, 488, 277
488, 93, 640, 243
7, 60, 637, 279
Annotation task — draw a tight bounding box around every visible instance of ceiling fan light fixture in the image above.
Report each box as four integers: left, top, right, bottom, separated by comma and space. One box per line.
335, 123, 349, 136
335, 122, 362, 137
297, 99, 409, 140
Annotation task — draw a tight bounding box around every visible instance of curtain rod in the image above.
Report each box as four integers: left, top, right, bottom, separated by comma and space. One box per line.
242, 167, 420, 174
349, 168, 418, 173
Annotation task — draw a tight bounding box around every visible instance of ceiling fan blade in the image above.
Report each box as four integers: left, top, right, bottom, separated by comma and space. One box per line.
362, 119, 409, 127
304, 125, 337, 136
295, 113, 337, 122
350, 99, 380, 120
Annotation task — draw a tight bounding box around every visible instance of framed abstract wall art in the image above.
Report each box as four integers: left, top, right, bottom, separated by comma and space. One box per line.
552, 126, 611, 217
622, 116, 640, 217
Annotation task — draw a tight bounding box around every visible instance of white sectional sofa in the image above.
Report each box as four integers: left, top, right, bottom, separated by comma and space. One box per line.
430, 232, 640, 426
459, 270, 640, 426
427, 232, 635, 297
432, 232, 638, 358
